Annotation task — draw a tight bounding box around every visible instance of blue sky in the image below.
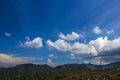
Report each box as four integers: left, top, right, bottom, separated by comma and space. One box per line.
0, 0, 120, 67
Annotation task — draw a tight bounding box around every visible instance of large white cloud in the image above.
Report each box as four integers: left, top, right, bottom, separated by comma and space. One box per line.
70, 42, 97, 56
46, 39, 69, 51
46, 39, 97, 56
93, 26, 102, 34
46, 36, 120, 56
89, 36, 120, 55
20, 37, 43, 48
47, 31, 120, 65
58, 32, 82, 41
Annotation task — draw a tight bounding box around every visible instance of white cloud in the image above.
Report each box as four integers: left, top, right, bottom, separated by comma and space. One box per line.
46, 39, 97, 56
107, 29, 114, 35
90, 57, 110, 65
58, 32, 82, 41
47, 31, 120, 65
70, 42, 97, 56
83, 61, 89, 64
47, 58, 54, 66
20, 37, 43, 48
49, 54, 55, 58
46, 36, 120, 56
93, 26, 102, 34
70, 53, 74, 57
89, 36, 120, 54
69, 53, 76, 59
4, 32, 11, 37
46, 39, 69, 51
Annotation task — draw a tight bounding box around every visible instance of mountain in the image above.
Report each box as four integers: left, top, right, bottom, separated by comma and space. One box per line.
0, 62, 120, 80
54, 63, 91, 73
14, 63, 52, 73
0, 63, 52, 79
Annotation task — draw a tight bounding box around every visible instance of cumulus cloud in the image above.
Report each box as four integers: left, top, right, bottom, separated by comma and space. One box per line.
93, 26, 102, 34
46, 36, 120, 57
20, 37, 43, 48
69, 53, 76, 59
70, 42, 97, 56
47, 31, 120, 65
46, 39, 97, 56
107, 29, 114, 35
47, 58, 54, 66
4, 32, 11, 37
46, 39, 69, 51
58, 32, 82, 41
0, 53, 32, 67
89, 36, 120, 56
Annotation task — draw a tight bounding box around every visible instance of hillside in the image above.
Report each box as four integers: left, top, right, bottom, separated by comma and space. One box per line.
0, 62, 120, 80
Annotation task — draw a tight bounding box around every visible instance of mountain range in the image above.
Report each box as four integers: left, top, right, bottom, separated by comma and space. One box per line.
0, 62, 120, 80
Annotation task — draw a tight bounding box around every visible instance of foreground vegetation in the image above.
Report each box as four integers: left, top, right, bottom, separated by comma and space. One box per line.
62, 70, 120, 80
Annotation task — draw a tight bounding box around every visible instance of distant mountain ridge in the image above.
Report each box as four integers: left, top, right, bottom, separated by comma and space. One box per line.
0, 62, 120, 80
1, 62, 120, 70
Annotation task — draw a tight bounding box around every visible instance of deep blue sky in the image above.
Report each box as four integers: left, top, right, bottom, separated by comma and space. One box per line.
0, 0, 120, 66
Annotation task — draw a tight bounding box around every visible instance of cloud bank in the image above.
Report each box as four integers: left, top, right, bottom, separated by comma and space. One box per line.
47, 36, 120, 56
47, 35, 120, 65
0, 53, 33, 67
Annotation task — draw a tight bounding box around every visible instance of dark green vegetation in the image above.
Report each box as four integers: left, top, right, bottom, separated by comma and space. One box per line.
0, 62, 120, 80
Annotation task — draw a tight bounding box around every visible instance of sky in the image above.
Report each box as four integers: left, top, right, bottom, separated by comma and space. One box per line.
0, 0, 120, 67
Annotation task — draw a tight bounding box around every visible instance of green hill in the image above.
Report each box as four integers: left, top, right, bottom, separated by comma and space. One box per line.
0, 62, 120, 80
